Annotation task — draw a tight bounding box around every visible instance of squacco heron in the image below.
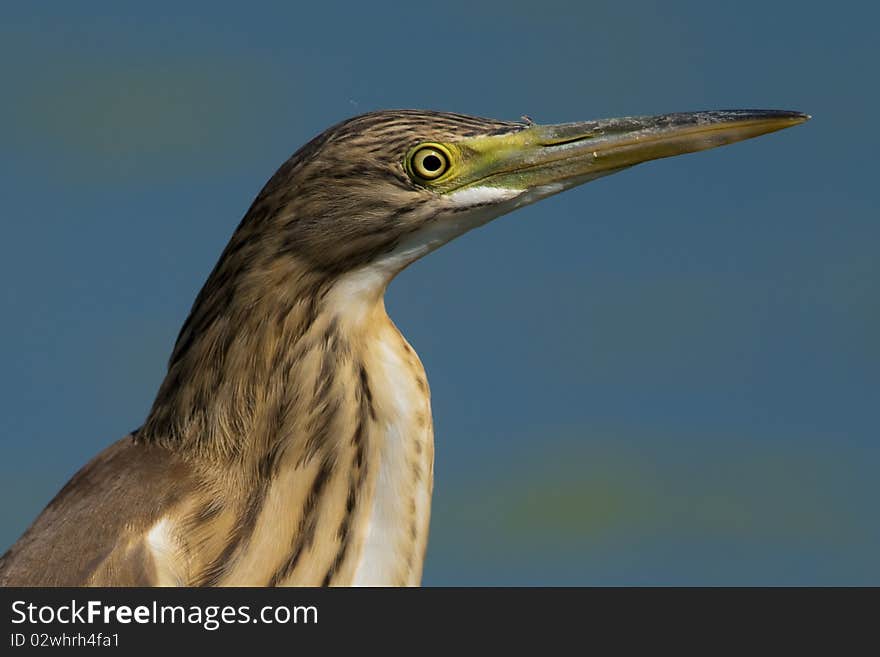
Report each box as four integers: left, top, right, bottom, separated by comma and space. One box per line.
0, 109, 808, 586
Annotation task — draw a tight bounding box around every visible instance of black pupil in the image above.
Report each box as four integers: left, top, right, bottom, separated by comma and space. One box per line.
422, 154, 443, 172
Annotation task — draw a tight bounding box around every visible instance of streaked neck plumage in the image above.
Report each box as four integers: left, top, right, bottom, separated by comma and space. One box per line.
138, 243, 434, 585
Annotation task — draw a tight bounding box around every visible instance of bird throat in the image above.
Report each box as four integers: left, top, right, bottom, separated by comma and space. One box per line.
138, 253, 434, 585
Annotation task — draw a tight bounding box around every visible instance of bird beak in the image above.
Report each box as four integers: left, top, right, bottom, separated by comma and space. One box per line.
451, 110, 809, 197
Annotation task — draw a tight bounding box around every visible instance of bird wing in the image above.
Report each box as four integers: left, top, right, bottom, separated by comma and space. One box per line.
0, 435, 200, 586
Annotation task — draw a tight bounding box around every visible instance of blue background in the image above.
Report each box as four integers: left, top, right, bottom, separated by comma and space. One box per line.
1, 2, 876, 585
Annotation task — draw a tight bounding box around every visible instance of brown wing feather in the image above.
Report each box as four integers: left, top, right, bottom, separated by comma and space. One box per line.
0, 435, 199, 586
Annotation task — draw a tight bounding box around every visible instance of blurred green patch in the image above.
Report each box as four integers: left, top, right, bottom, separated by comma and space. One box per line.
8, 54, 284, 180
432, 427, 873, 554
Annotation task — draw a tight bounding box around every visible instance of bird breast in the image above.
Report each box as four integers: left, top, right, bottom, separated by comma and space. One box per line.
349, 322, 434, 585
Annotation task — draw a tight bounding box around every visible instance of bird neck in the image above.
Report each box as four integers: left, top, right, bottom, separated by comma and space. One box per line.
139, 251, 392, 467
138, 253, 435, 585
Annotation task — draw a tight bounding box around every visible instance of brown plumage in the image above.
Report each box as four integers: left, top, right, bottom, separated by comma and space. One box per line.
0, 108, 807, 586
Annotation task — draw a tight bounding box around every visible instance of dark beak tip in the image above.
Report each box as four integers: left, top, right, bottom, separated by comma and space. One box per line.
763, 109, 811, 124
782, 110, 811, 123
706, 109, 811, 133
720, 109, 810, 123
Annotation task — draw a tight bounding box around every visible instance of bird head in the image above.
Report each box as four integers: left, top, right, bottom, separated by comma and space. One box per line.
254, 108, 807, 278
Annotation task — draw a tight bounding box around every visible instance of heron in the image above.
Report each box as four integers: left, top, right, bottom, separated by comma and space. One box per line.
0, 108, 808, 586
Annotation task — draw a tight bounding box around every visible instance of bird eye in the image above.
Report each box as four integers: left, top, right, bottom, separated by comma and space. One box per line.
408, 145, 451, 181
